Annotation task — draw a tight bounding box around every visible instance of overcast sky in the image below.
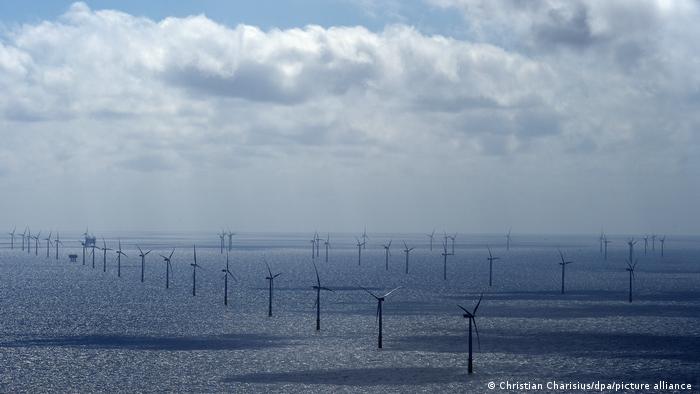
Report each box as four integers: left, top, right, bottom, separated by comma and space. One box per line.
1, 1, 699, 235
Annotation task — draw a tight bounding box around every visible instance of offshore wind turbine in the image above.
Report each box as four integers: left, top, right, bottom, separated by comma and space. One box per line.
558, 249, 574, 294
160, 248, 175, 289
265, 262, 282, 317
32, 231, 41, 256
457, 293, 483, 374
20, 227, 27, 251
361, 286, 401, 349
651, 234, 657, 251
361, 226, 368, 250
90, 242, 96, 268
324, 234, 330, 263
191, 245, 201, 296
44, 231, 52, 258
8, 227, 16, 249
221, 252, 238, 306
227, 230, 235, 252
97, 238, 113, 272
311, 261, 333, 330
626, 259, 638, 303
310, 236, 316, 260
403, 241, 414, 274
486, 246, 500, 287
448, 233, 456, 255
314, 231, 321, 258
54, 232, 63, 260
355, 237, 365, 266
506, 228, 512, 251
599, 231, 605, 254
26, 229, 31, 254
115, 240, 127, 277
643, 235, 648, 255
660, 236, 666, 257
137, 245, 152, 282
626, 238, 637, 264
441, 240, 454, 281
218, 231, 226, 254
426, 229, 435, 251
383, 240, 392, 271
603, 236, 612, 260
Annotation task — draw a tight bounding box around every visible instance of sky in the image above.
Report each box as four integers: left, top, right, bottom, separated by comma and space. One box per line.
1, 1, 699, 235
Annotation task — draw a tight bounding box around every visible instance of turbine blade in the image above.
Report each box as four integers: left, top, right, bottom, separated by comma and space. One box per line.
360, 286, 380, 300
473, 293, 484, 315
382, 286, 402, 298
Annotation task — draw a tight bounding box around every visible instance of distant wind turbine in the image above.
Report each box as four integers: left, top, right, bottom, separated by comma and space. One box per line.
599, 231, 605, 254
506, 228, 512, 251
265, 262, 282, 317
20, 227, 27, 251
54, 232, 63, 260
383, 240, 392, 271
314, 231, 321, 258
448, 233, 456, 254
324, 234, 330, 263
227, 230, 235, 252
8, 227, 16, 249
115, 240, 127, 277
643, 235, 648, 255
426, 229, 435, 251
32, 231, 41, 256
361, 286, 401, 349
160, 248, 175, 289
43, 231, 52, 258
361, 226, 369, 250
218, 230, 226, 254
441, 240, 454, 281
486, 246, 500, 287
311, 261, 333, 330
558, 249, 574, 294
355, 237, 365, 266
137, 245, 152, 282
660, 236, 666, 257
626, 259, 638, 303
457, 293, 483, 374
221, 252, 238, 306
97, 238, 113, 272
603, 236, 611, 261
651, 234, 657, 252
310, 236, 316, 260
191, 244, 201, 296
626, 238, 637, 264
403, 241, 414, 274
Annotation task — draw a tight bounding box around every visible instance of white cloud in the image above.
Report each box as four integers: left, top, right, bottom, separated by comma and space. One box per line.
0, 2, 698, 233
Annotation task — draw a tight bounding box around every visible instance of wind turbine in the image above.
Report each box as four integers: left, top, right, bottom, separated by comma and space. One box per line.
603, 236, 611, 260
314, 231, 321, 258
426, 229, 435, 251
361, 226, 368, 250
643, 235, 648, 255
660, 236, 666, 257
227, 230, 235, 252
324, 233, 330, 263
81, 240, 86, 265
506, 228, 512, 251
8, 227, 15, 249
355, 237, 365, 266
191, 245, 201, 296
626, 259, 638, 303
310, 236, 316, 260
448, 233, 457, 254
651, 234, 657, 251
441, 240, 454, 281
457, 293, 483, 374
486, 246, 500, 287
599, 231, 605, 254
403, 241, 414, 274
311, 261, 333, 330
361, 286, 401, 349
558, 249, 574, 294
160, 248, 175, 289
265, 262, 282, 317
54, 232, 63, 260
32, 231, 41, 256
383, 240, 392, 271
115, 240, 127, 277
97, 238, 113, 272
20, 227, 27, 251
221, 252, 238, 306
218, 231, 226, 254
44, 231, 52, 258
137, 245, 152, 282
90, 242, 96, 268
626, 238, 637, 264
